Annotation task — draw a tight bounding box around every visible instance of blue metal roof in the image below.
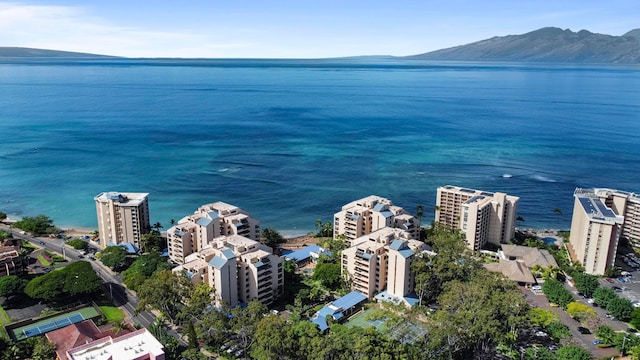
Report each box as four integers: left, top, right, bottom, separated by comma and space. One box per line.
332, 291, 367, 310
389, 239, 404, 251
348, 214, 359, 221
398, 249, 414, 258
284, 245, 333, 263
251, 261, 264, 268
373, 203, 385, 212
106, 242, 139, 254
209, 256, 228, 269
310, 291, 367, 332
207, 211, 219, 219
196, 217, 213, 227
221, 248, 236, 259
175, 229, 185, 236
381, 210, 394, 218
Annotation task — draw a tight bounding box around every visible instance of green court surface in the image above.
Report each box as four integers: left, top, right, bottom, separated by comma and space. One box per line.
11, 306, 100, 341
344, 308, 387, 330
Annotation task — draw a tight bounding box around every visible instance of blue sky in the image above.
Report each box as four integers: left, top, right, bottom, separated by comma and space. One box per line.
1, 1, 638, 58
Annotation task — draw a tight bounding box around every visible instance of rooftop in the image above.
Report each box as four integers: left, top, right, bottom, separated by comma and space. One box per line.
66, 328, 164, 360
94, 192, 149, 206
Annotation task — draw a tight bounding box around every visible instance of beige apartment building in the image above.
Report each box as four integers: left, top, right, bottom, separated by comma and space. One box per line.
174, 234, 283, 307
569, 188, 626, 275
334, 195, 420, 243
167, 201, 260, 264
577, 188, 640, 249
341, 227, 428, 303
94, 192, 150, 248
435, 185, 519, 250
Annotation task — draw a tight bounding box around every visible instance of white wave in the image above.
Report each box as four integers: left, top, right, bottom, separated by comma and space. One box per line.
531, 174, 556, 183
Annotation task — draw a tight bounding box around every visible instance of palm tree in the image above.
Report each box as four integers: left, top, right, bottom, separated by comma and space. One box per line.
553, 208, 563, 229
416, 204, 424, 223
152, 222, 163, 232
169, 218, 176, 226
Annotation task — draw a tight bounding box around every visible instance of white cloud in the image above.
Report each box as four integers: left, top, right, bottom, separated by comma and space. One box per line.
0, 2, 252, 57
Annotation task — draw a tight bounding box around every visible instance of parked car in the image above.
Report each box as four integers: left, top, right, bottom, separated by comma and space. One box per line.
605, 313, 615, 319
587, 298, 595, 304
578, 327, 591, 334
593, 340, 602, 345
606, 278, 615, 283
627, 328, 638, 333
613, 286, 622, 292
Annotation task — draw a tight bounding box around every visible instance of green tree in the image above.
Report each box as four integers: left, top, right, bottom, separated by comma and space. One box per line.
31, 337, 56, 360
179, 282, 214, 324
0, 230, 10, 241
595, 325, 616, 345
572, 272, 599, 297
524, 346, 556, 360
593, 287, 617, 309
311, 261, 342, 289
0, 275, 26, 299
136, 270, 191, 324
184, 321, 198, 349
545, 321, 571, 342
566, 302, 596, 321
139, 231, 164, 253
62, 261, 102, 296
98, 246, 128, 271
13, 215, 57, 235
416, 204, 424, 223
252, 314, 297, 359
607, 297, 634, 321
0, 211, 7, 221
528, 308, 559, 327
261, 227, 284, 248
631, 307, 640, 328
541, 279, 574, 308
24, 270, 65, 301
180, 348, 207, 360
555, 345, 591, 360
67, 238, 89, 250
230, 299, 268, 351
121, 251, 171, 291
314, 220, 333, 238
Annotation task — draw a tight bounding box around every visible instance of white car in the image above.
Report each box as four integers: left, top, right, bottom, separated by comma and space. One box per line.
587, 298, 595, 304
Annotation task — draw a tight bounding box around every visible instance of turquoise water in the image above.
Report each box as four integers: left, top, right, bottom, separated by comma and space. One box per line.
1, 58, 639, 233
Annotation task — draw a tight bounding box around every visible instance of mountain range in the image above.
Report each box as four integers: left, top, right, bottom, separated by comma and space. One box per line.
0, 47, 113, 58
406, 27, 640, 63
2, 27, 640, 63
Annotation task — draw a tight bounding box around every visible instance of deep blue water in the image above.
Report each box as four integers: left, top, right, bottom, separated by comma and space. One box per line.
1, 58, 639, 234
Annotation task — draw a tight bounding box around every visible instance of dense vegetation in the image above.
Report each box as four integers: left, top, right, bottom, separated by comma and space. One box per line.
12, 215, 57, 235
24, 261, 101, 301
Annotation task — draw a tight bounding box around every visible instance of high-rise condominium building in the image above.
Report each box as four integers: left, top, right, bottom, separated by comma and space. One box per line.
341, 227, 428, 303
435, 185, 519, 250
167, 201, 260, 264
174, 234, 283, 307
94, 192, 150, 248
569, 188, 628, 275
333, 195, 420, 243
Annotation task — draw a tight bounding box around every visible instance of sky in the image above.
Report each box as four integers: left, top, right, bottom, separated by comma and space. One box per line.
0, 1, 638, 58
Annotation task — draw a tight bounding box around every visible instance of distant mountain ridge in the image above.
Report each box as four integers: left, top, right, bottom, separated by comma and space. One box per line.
406, 27, 640, 63
0, 47, 114, 58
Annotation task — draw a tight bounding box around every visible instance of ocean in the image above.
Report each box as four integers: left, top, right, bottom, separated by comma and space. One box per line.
0, 58, 639, 234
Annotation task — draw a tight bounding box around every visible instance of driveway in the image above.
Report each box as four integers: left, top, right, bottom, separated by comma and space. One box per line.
523, 288, 620, 358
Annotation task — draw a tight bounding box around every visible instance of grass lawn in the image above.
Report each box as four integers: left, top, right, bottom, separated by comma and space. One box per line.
99, 306, 125, 323
37, 254, 52, 266
0, 304, 10, 339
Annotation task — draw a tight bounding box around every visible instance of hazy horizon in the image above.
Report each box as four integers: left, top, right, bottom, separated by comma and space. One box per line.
1, 1, 638, 58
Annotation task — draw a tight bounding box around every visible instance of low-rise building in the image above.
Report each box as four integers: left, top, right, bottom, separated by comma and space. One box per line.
310, 291, 368, 332
0, 246, 24, 276
333, 195, 420, 243
435, 185, 519, 250
65, 327, 164, 360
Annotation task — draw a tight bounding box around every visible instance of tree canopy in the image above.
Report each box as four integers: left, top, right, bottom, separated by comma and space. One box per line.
0, 275, 26, 300
261, 227, 284, 248
121, 251, 171, 291
98, 246, 128, 271
572, 272, 599, 298
67, 238, 88, 250
24, 261, 100, 301
13, 215, 57, 235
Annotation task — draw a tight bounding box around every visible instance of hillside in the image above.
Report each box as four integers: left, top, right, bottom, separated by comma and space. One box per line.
0, 47, 114, 58
406, 27, 640, 63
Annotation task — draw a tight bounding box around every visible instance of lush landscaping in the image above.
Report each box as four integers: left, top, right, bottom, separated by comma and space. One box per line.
99, 306, 125, 323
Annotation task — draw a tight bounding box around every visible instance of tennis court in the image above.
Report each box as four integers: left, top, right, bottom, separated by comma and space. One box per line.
11, 306, 100, 340
345, 308, 387, 330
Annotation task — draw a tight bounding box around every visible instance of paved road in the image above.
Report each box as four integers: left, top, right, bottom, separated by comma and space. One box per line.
523, 287, 620, 359
0, 225, 185, 345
